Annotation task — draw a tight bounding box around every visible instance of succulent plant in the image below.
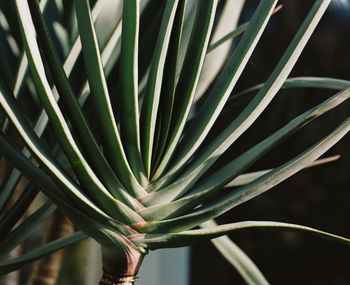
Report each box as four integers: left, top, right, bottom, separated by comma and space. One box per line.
0, 0, 349, 284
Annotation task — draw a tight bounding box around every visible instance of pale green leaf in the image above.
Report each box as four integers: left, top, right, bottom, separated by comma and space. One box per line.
0, 232, 87, 275
132, 221, 350, 250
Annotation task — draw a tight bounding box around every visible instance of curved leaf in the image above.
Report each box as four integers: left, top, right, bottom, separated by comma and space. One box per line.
194, 0, 245, 102
136, 116, 350, 232
233, 76, 350, 99
0, 184, 38, 236
0, 202, 56, 258
140, 0, 181, 176
28, 0, 139, 210
153, 0, 278, 183
141, 88, 350, 211
201, 220, 269, 285
75, 0, 145, 197
14, 0, 141, 223
132, 221, 350, 250
152, 0, 188, 170
151, 0, 331, 193
0, 232, 87, 275
151, 0, 218, 179
118, 0, 145, 183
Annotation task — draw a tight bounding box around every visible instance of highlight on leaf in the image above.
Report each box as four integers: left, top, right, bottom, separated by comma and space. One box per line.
0, 0, 348, 284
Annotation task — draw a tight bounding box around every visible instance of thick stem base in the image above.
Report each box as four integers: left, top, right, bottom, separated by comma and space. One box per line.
99, 272, 139, 285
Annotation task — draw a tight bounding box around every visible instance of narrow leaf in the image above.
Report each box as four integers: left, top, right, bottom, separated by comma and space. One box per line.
233, 76, 350, 99
74, 0, 145, 196
152, 0, 218, 179
15, 0, 141, 223
132, 221, 350, 250
152, 0, 188, 170
152, 0, 331, 193
225, 155, 340, 187
194, 0, 246, 102
0, 202, 56, 258
28, 0, 139, 210
153, 0, 278, 182
118, 0, 145, 183
0, 232, 87, 275
0, 184, 38, 235
136, 116, 350, 233
201, 220, 269, 285
140, 0, 180, 176
139, 88, 350, 219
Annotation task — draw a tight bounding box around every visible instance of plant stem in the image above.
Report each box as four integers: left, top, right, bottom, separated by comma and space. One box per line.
99, 272, 139, 285
100, 241, 144, 285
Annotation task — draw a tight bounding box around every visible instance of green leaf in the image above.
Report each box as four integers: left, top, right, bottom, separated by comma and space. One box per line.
0, 164, 17, 213
0, 133, 132, 240
207, 4, 282, 56
132, 221, 350, 250
28, 0, 139, 210
152, 0, 188, 170
136, 116, 350, 233
78, 19, 123, 105
152, 0, 278, 183
194, 0, 246, 102
201, 220, 269, 285
151, 0, 331, 192
176, 0, 196, 77
118, 0, 145, 184
0, 10, 125, 220
0, 232, 87, 275
207, 22, 248, 54
151, 0, 218, 179
137, 0, 167, 85
181, 1, 282, 183
225, 155, 340, 188
0, 89, 117, 225
0, 184, 38, 236
140, 0, 181, 176
74, 0, 145, 197
0, 23, 17, 87
14, 0, 141, 223
0, 202, 56, 258
233, 76, 350, 99
139, 88, 350, 218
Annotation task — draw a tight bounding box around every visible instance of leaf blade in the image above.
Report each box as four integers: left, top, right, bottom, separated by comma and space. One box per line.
140, 0, 181, 176
74, 0, 145, 196
0, 232, 87, 275
152, 0, 219, 179
133, 221, 350, 250
137, 116, 350, 232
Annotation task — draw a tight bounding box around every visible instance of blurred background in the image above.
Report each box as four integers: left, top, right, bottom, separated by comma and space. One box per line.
191, 0, 350, 284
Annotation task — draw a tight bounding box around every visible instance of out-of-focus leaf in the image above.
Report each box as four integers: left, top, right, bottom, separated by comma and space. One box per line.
0, 202, 56, 258
194, 0, 245, 102
201, 220, 269, 285
0, 232, 87, 275
0, 184, 38, 236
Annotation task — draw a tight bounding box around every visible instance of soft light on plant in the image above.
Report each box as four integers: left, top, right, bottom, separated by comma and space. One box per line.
0, 0, 349, 284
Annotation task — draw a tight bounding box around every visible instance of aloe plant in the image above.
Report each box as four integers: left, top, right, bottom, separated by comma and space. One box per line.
0, 0, 349, 284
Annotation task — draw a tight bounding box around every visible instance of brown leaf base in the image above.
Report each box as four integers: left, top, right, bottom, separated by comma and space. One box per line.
99, 272, 139, 285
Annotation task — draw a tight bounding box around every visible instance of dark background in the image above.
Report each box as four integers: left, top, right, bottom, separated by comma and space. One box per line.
191, 0, 350, 284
